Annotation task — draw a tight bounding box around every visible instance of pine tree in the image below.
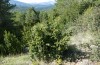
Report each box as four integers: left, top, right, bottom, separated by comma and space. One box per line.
25, 7, 40, 26
0, 0, 14, 25
0, 0, 15, 54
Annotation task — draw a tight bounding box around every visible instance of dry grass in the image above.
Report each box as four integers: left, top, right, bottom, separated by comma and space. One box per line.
0, 54, 32, 65
0, 55, 100, 65
32, 59, 100, 65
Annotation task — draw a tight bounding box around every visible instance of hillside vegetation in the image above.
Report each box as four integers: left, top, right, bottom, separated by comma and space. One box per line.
0, 0, 100, 65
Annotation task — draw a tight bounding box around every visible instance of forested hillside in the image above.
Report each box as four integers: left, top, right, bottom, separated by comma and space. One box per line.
0, 0, 100, 65
10, 0, 54, 12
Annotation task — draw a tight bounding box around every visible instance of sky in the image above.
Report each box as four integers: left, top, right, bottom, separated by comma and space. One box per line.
17, 0, 56, 4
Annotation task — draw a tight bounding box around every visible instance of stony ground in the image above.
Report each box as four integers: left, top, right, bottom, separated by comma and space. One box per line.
63, 59, 100, 65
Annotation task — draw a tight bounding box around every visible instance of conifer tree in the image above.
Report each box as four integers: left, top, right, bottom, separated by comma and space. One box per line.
0, 0, 15, 54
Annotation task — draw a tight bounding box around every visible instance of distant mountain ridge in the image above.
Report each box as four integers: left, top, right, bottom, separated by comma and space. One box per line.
10, 0, 55, 11
10, 0, 31, 7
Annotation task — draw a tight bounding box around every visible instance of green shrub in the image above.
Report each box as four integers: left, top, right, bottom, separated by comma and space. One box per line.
28, 20, 72, 61
4, 30, 23, 54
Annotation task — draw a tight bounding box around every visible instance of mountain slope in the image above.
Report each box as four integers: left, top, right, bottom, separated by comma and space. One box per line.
10, 0, 55, 11
10, 0, 31, 7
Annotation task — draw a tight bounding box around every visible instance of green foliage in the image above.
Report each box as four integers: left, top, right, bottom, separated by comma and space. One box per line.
12, 12, 25, 26
28, 14, 72, 61
0, 0, 15, 22
22, 8, 40, 45
56, 0, 80, 22
0, 0, 100, 62
0, 0, 16, 54
39, 11, 48, 22
27, 0, 100, 61
75, 0, 100, 61
25, 8, 40, 26
4, 30, 22, 54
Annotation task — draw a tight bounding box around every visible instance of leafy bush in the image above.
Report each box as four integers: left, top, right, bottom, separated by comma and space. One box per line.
28, 20, 72, 61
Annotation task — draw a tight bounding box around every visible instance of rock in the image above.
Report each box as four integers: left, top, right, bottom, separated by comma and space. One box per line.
76, 59, 93, 65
